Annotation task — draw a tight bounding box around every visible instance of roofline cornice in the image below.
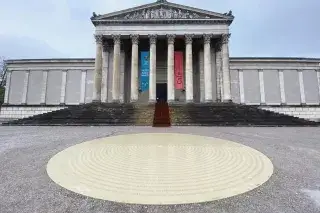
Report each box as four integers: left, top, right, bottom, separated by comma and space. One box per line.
92, 19, 233, 26
5, 57, 320, 65
91, 0, 234, 25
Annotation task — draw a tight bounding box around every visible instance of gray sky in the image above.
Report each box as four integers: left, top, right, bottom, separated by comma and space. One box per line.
0, 0, 319, 59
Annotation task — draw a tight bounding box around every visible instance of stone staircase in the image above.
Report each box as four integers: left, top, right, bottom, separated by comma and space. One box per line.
2, 103, 154, 126
2, 102, 319, 126
153, 101, 171, 127
169, 103, 319, 126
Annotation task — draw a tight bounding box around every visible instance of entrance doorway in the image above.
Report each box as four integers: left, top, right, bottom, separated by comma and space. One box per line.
156, 83, 167, 102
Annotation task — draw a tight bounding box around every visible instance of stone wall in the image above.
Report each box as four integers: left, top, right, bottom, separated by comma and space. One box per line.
260, 106, 320, 122
4, 59, 95, 106
2, 57, 320, 121
230, 58, 320, 106
0, 106, 66, 120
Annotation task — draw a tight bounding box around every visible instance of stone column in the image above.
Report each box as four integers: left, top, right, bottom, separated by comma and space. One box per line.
101, 42, 110, 103
185, 34, 194, 102
80, 70, 87, 104
40, 70, 48, 104
215, 41, 223, 102
3, 70, 11, 104
119, 51, 125, 103
167, 34, 175, 102
112, 35, 121, 102
21, 70, 30, 104
199, 50, 204, 102
258, 69, 266, 104
60, 70, 67, 104
93, 35, 103, 102
221, 34, 232, 102
203, 34, 213, 102
298, 69, 306, 104
130, 34, 139, 102
278, 69, 286, 104
149, 34, 157, 103
317, 69, 320, 103
239, 69, 245, 103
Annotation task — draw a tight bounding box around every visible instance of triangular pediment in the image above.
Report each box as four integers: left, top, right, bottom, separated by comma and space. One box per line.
92, 0, 233, 22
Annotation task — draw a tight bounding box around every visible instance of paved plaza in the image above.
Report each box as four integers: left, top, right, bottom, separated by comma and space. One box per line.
0, 126, 319, 213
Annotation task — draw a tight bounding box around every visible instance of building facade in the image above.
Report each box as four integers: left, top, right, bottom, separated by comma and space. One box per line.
1, 0, 320, 121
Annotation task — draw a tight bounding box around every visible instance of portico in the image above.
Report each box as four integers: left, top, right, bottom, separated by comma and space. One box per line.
91, 0, 234, 104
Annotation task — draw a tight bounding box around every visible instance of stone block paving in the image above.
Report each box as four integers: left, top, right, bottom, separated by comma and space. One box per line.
0, 126, 319, 213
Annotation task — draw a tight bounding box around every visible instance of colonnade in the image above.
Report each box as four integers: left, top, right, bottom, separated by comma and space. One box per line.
93, 34, 232, 103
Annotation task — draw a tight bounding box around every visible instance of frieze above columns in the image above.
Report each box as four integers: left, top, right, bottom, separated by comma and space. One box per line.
120, 7, 208, 20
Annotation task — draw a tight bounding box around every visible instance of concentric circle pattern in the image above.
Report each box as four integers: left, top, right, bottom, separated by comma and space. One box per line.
47, 133, 273, 205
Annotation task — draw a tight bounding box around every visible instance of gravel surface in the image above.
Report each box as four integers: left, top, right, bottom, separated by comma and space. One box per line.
0, 126, 319, 213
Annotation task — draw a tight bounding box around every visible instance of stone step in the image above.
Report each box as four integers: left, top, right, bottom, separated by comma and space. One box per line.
2, 102, 319, 126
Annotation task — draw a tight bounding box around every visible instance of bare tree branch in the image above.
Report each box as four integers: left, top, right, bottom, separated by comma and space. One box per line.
0, 56, 7, 87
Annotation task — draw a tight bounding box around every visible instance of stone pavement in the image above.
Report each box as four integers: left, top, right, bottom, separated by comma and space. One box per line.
0, 126, 319, 213
46, 133, 273, 205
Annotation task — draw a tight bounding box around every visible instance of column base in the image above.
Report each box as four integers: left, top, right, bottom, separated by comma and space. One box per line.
92, 100, 101, 103
186, 99, 194, 103
130, 99, 138, 103
222, 99, 233, 103
205, 99, 213, 103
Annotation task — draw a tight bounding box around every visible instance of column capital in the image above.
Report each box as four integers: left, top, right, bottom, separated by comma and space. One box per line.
167, 34, 176, 44
148, 34, 157, 44
94, 35, 103, 44
130, 34, 139, 44
203, 34, 213, 44
185, 34, 194, 44
112, 34, 121, 44
221, 33, 231, 44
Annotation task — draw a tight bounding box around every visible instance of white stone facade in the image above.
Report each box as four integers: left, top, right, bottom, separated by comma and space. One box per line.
1, 0, 320, 121
0, 106, 66, 120
1, 58, 320, 120
260, 106, 320, 122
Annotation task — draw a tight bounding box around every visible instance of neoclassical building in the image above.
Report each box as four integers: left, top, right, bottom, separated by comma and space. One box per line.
90, 0, 234, 104
1, 0, 320, 121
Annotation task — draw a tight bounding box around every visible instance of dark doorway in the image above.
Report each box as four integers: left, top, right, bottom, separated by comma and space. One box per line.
156, 83, 167, 102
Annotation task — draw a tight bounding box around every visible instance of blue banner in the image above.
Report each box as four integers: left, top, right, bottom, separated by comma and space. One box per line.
140, 51, 150, 92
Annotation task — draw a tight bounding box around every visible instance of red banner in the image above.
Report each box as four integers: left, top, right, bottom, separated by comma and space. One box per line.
174, 51, 184, 89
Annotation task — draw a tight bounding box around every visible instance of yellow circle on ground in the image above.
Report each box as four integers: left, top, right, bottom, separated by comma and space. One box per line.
47, 133, 273, 205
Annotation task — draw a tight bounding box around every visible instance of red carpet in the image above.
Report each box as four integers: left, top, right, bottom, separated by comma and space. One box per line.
153, 101, 171, 127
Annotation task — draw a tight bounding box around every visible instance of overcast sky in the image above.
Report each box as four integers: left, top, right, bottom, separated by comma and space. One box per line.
0, 0, 319, 59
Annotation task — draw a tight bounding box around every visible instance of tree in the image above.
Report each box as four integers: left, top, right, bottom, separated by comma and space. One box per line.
0, 57, 7, 87
0, 57, 7, 104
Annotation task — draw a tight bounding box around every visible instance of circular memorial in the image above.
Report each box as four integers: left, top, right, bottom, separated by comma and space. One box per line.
47, 133, 273, 205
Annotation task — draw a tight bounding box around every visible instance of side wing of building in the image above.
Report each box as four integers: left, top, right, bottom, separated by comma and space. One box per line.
1, 57, 320, 121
